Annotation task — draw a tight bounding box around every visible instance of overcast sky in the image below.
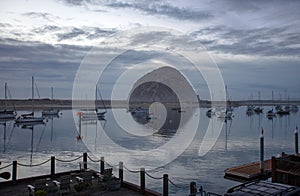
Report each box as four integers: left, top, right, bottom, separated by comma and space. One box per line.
0, 0, 300, 100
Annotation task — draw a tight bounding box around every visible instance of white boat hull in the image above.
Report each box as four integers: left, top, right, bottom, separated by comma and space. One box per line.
0, 113, 16, 119
42, 109, 59, 116
15, 117, 44, 124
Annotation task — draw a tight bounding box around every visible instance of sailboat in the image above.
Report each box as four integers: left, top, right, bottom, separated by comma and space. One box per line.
42, 87, 59, 116
79, 86, 107, 121
218, 85, 234, 120
266, 91, 276, 119
95, 85, 107, 120
254, 91, 263, 114
15, 77, 44, 124
0, 83, 17, 120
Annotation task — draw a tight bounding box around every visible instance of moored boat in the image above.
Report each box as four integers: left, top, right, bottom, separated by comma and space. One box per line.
0, 83, 17, 120
42, 87, 59, 116
15, 77, 44, 124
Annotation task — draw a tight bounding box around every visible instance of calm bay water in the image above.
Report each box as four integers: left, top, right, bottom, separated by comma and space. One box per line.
0, 106, 299, 195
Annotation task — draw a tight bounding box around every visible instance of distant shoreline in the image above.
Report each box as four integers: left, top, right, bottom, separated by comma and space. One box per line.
1, 99, 299, 110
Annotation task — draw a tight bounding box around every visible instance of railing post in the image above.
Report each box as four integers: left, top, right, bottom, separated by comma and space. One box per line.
100, 157, 104, 175
51, 156, 55, 178
163, 174, 168, 196
12, 161, 17, 183
190, 181, 197, 195
83, 152, 87, 170
295, 127, 298, 154
119, 162, 123, 183
140, 168, 145, 194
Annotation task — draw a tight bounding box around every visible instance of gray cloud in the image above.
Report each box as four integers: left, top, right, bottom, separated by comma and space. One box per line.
58, 0, 213, 21
22, 12, 60, 22
34, 25, 61, 34
191, 26, 300, 57
0, 38, 90, 98
56, 26, 116, 41
56, 28, 86, 41
57, 0, 89, 6
105, 1, 213, 21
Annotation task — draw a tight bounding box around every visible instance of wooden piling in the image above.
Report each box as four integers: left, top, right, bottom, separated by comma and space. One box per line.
12, 161, 17, 183
190, 181, 197, 195
140, 168, 145, 194
295, 127, 298, 154
271, 156, 276, 183
119, 162, 123, 183
260, 128, 264, 174
83, 152, 87, 170
163, 174, 168, 196
51, 156, 55, 178
100, 157, 104, 175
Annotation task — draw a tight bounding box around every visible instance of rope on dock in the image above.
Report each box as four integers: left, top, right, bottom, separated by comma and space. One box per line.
87, 155, 100, 162
123, 165, 140, 173
18, 158, 51, 167
0, 163, 13, 170
55, 155, 83, 163
145, 171, 163, 180
168, 178, 190, 189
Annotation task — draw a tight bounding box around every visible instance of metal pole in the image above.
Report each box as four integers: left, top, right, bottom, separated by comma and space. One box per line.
12, 161, 17, 183
51, 156, 55, 178
140, 168, 145, 194
260, 128, 264, 174
163, 174, 168, 196
100, 157, 104, 175
295, 127, 299, 154
83, 152, 87, 170
119, 162, 123, 183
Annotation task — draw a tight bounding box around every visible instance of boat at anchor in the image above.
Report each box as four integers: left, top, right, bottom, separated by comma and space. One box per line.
15, 77, 44, 124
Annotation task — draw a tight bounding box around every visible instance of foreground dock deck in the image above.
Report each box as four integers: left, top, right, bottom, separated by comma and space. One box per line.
0, 169, 159, 196
224, 159, 272, 182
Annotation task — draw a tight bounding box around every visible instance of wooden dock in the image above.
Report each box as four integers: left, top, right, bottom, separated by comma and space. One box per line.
224, 159, 272, 182
0, 169, 160, 196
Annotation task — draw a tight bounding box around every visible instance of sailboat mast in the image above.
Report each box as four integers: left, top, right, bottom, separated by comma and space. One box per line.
95, 85, 97, 106
51, 87, 53, 100
272, 90, 274, 110
4, 83, 7, 110
32, 76, 34, 113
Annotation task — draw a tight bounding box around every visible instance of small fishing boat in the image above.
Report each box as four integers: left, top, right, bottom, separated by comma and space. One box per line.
15, 77, 44, 124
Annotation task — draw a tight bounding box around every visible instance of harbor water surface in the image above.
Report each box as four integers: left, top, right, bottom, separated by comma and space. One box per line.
0, 107, 299, 195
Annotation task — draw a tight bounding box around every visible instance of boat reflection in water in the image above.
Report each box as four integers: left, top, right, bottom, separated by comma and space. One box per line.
14, 121, 46, 165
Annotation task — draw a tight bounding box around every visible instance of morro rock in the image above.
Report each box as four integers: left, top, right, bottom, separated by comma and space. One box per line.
128, 66, 197, 134
128, 66, 197, 105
